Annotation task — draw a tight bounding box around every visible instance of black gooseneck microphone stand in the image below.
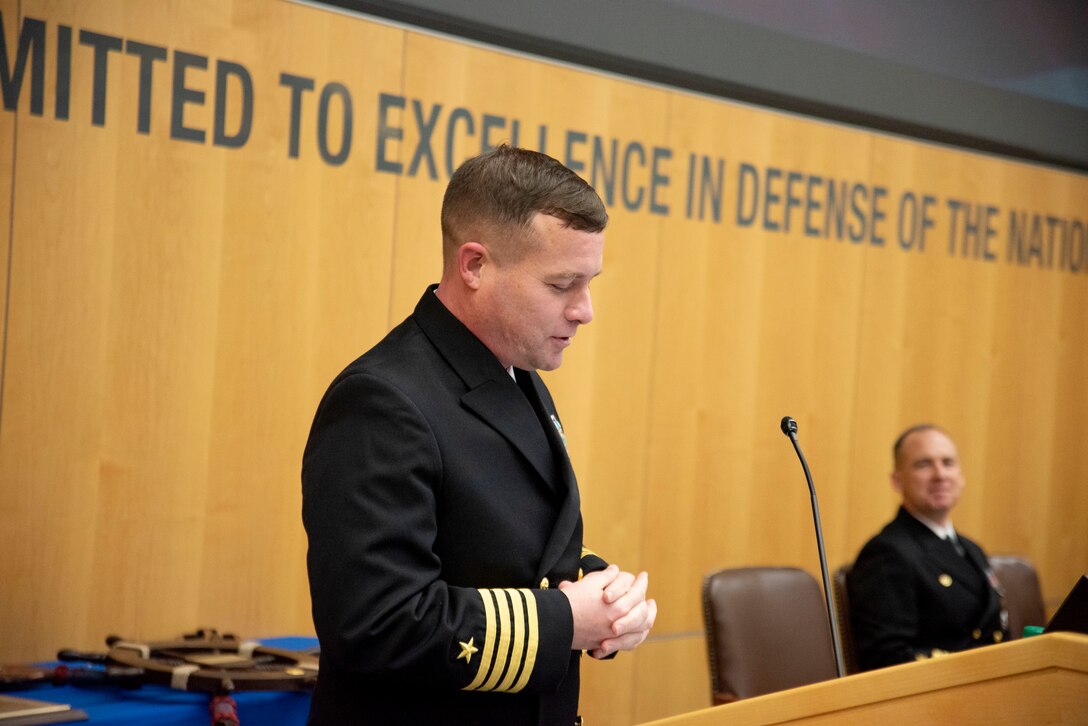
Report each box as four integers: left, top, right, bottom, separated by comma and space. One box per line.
780, 415, 846, 678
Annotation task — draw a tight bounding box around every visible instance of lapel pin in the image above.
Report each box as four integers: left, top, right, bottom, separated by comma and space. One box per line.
550, 414, 567, 449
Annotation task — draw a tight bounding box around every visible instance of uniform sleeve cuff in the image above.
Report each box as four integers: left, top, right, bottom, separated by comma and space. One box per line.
458, 588, 573, 694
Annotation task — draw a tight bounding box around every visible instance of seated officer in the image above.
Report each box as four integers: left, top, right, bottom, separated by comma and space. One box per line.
848, 424, 1008, 671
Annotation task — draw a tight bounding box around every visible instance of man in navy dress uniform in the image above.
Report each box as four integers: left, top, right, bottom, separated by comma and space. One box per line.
302, 145, 657, 724
849, 424, 1007, 671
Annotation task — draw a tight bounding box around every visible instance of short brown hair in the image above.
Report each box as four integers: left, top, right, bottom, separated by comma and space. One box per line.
892, 423, 947, 467
440, 145, 608, 264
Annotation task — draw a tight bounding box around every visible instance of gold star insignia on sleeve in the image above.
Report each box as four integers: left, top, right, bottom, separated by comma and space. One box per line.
457, 637, 479, 664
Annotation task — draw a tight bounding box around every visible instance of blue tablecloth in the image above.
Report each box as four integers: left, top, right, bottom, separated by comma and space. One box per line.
22, 637, 317, 725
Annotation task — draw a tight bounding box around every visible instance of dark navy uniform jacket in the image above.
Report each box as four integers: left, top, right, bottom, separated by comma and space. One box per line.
302, 286, 606, 725
848, 506, 1007, 671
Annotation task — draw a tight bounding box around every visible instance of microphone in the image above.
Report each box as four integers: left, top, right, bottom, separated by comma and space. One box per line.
780, 416, 846, 678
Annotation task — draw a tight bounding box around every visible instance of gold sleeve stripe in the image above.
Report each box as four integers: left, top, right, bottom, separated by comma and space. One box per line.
510, 588, 539, 693
463, 589, 497, 691
496, 588, 526, 692
581, 547, 598, 559
480, 589, 514, 691
462, 588, 540, 693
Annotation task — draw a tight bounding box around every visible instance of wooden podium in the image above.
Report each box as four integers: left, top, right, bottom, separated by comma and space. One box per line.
640, 633, 1088, 725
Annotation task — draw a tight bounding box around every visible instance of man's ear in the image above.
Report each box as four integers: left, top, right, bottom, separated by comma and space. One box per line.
457, 242, 489, 290
890, 471, 903, 494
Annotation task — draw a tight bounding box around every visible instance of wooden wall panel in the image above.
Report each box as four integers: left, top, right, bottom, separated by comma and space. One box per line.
642, 99, 882, 634
191, 0, 405, 637
0, 0, 11, 364
0, 0, 405, 654
0, 1, 1085, 723
630, 636, 712, 723
2, 0, 124, 651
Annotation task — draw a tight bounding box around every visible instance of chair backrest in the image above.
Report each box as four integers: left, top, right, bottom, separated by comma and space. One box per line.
702, 566, 838, 704
831, 564, 859, 674
988, 554, 1046, 639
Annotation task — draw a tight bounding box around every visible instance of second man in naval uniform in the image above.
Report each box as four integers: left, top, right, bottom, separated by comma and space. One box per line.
848, 424, 1008, 671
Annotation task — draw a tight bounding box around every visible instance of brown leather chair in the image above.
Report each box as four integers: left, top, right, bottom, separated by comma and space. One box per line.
831, 564, 859, 674
988, 554, 1046, 639
702, 567, 838, 704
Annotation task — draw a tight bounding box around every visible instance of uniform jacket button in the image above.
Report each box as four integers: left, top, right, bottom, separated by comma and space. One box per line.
540, 577, 549, 590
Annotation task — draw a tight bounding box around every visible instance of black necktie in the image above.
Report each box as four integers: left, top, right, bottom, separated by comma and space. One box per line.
946, 535, 966, 558
514, 369, 556, 443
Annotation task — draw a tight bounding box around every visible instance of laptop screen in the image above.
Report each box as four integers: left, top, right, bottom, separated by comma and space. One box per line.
1043, 574, 1088, 635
